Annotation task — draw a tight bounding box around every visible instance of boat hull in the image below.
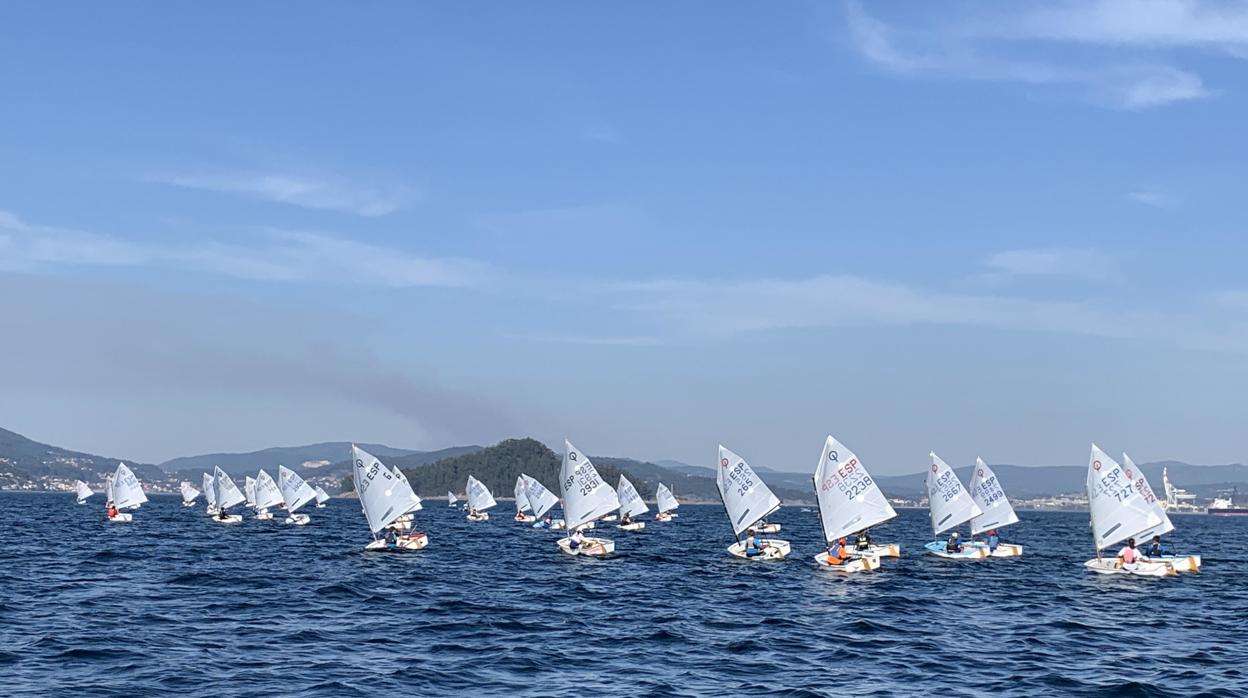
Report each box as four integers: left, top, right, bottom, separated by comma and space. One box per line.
365, 533, 428, 551
108, 513, 133, 523
861, 543, 900, 558
213, 514, 243, 524
466, 512, 490, 522
514, 514, 536, 523
728, 539, 791, 560
533, 519, 567, 530
1084, 557, 1175, 577
181, 501, 196, 508
1142, 554, 1200, 573
617, 522, 645, 531
748, 523, 781, 534
285, 514, 310, 526
655, 512, 677, 522
924, 541, 988, 559
255, 510, 273, 520
557, 536, 615, 557
968, 542, 1024, 558
814, 552, 880, 573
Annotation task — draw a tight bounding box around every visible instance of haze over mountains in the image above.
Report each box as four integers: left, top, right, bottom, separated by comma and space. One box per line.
2, 426, 1245, 501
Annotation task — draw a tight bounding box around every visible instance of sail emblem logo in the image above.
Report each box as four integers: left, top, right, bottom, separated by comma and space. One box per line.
977, 469, 984, 478
827, 450, 839, 462
569, 452, 577, 461
1093, 460, 1101, 471
931, 463, 939, 473
1125, 468, 1133, 479
720, 458, 729, 468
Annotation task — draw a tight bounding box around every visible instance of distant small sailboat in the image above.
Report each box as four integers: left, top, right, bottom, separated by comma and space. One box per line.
254, 469, 283, 520
278, 465, 317, 525
557, 439, 618, 556
353, 445, 427, 551
314, 486, 331, 508
212, 466, 245, 523
1085, 444, 1175, 576
811, 435, 892, 572
180, 481, 200, 507
447, 491, 458, 508
615, 474, 648, 531
513, 475, 536, 523
75, 480, 94, 505
654, 483, 679, 522
522, 474, 564, 529
1123, 453, 1200, 573
718, 444, 790, 560
924, 452, 986, 559
202, 472, 219, 516
967, 458, 1023, 557
465, 475, 496, 521
244, 476, 257, 509
107, 463, 147, 523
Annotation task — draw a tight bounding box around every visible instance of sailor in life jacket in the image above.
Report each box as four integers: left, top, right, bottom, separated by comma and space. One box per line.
986, 529, 1000, 553
945, 531, 962, 553
1144, 535, 1171, 557
854, 530, 872, 552
1117, 538, 1141, 567
107, 501, 118, 518
825, 538, 851, 565
569, 530, 584, 550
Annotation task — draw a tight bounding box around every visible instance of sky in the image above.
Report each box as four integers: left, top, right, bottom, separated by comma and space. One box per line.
2, 1, 1247, 473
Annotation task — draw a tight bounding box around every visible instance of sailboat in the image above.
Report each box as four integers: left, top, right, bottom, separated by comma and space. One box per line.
1123, 453, 1200, 572
447, 491, 458, 508
924, 452, 987, 559
180, 481, 200, 507
465, 475, 496, 521
278, 465, 318, 525
352, 445, 427, 551
965, 458, 1023, 557
211, 466, 245, 523
203, 472, 219, 516
244, 476, 257, 510
654, 483, 679, 522
811, 435, 897, 571
522, 474, 564, 529
718, 444, 790, 560
1085, 444, 1174, 576
513, 475, 536, 523
314, 486, 331, 508
616, 474, 648, 531
556, 439, 619, 556
254, 469, 283, 520
75, 480, 94, 505
107, 463, 147, 522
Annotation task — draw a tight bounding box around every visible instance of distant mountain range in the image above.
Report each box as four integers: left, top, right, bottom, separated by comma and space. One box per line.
2, 425, 1245, 501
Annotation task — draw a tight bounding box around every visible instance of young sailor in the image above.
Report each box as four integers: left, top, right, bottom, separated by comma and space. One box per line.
1145, 535, 1171, 557
744, 534, 767, 557
823, 538, 851, 566
107, 501, 119, 519
854, 530, 873, 552
945, 531, 963, 553
1117, 538, 1141, 569
986, 529, 1000, 554
569, 529, 584, 551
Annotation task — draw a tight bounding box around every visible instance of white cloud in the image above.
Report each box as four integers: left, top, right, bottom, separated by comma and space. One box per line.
0, 210, 486, 287
1010, 0, 1248, 51
843, 1, 1215, 109
1126, 190, 1175, 207
984, 248, 1114, 278
151, 171, 421, 217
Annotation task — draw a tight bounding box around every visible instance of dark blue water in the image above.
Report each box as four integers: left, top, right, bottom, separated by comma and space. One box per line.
1, 492, 1245, 697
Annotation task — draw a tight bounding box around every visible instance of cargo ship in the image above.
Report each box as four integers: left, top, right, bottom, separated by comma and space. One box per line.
1208, 487, 1248, 516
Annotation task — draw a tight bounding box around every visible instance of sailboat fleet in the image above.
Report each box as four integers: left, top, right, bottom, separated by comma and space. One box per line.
82, 439, 1202, 577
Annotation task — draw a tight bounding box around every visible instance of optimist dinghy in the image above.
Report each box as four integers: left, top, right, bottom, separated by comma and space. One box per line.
447, 491, 458, 508
718, 445, 790, 560
654, 483, 679, 522
513, 476, 536, 523
925, 453, 987, 560
967, 458, 1023, 557
253, 469, 283, 520
180, 481, 200, 507
1123, 453, 1200, 573
107, 463, 147, 523
211, 466, 245, 523
202, 472, 218, 516
615, 474, 648, 531
75, 480, 95, 505
465, 475, 496, 521
811, 435, 895, 573
353, 445, 428, 551
556, 439, 618, 556
314, 486, 331, 508
278, 465, 317, 525
1084, 445, 1175, 577
520, 473, 562, 528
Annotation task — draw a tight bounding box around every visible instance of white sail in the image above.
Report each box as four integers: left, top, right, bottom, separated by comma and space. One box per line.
180, 481, 200, 504
278, 465, 318, 514
655, 483, 679, 514
514, 476, 531, 513
1123, 453, 1175, 541
392, 466, 423, 515
244, 476, 257, 507
111, 463, 148, 511
926, 452, 983, 536
560, 439, 620, 530
466, 475, 497, 512
351, 445, 422, 534
812, 435, 897, 543
521, 474, 560, 519
617, 474, 650, 518
968, 457, 1020, 536
717, 444, 781, 537
447, 491, 458, 505
75, 480, 94, 502
106, 477, 114, 502
314, 486, 331, 505
202, 472, 217, 507
213, 466, 245, 511
1087, 444, 1164, 550
254, 469, 284, 510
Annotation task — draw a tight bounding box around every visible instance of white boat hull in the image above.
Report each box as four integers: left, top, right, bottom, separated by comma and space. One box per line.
108, 513, 133, 523
255, 510, 273, 520
181, 501, 196, 508
859, 543, 900, 558
1084, 557, 1175, 577
466, 512, 490, 522
968, 541, 1024, 558
728, 539, 791, 560
655, 512, 675, 522
1142, 554, 1200, 573
924, 541, 988, 559
77, 500, 88, 505
749, 523, 781, 534
599, 515, 618, 523
514, 513, 536, 523
285, 514, 310, 526
814, 552, 880, 573
213, 514, 243, 524
557, 536, 615, 556
617, 522, 645, 531
316, 503, 326, 509
365, 533, 428, 551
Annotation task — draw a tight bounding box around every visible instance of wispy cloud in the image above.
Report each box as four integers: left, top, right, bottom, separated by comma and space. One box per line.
0, 210, 486, 287
150, 171, 421, 217
984, 248, 1114, 279
1126, 190, 1175, 208
1006, 0, 1248, 51
843, 1, 1215, 109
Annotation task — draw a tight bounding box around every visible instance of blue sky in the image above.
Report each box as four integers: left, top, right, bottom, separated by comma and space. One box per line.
2, 1, 1247, 473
